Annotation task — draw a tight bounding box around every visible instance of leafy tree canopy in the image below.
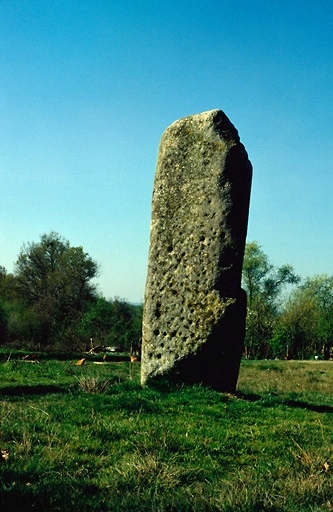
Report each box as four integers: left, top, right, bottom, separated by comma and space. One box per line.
278, 274, 333, 358
242, 241, 300, 359
13, 232, 99, 346
242, 241, 300, 309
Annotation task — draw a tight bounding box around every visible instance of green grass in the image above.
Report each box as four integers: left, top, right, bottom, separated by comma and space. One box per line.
0, 358, 332, 511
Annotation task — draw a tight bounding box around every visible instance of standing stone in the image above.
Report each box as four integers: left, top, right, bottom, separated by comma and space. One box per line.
141, 109, 252, 392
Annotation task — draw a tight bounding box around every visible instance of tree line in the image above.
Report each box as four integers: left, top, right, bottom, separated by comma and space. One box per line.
1, 232, 332, 359
242, 241, 333, 360
0, 232, 142, 353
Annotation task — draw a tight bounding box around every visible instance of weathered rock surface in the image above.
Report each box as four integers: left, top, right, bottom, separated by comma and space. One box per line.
141, 109, 252, 392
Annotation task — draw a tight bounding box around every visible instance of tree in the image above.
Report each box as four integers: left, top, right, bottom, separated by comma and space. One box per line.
0, 301, 7, 343
14, 232, 99, 347
0, 266, 17, 301
0, 267, 20, 345
278, 274, 333, 359
78, 297, 143, 353
0, 268, 8, 343
242, 242, 300, 358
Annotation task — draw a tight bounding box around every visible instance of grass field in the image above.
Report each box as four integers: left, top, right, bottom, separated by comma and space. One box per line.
0, 354, 332, 511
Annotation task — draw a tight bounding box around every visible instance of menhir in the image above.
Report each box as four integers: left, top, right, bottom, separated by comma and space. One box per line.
141, 109, 252, 393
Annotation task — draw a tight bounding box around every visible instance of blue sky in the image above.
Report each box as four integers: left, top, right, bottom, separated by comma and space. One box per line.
0, 0, 332, 303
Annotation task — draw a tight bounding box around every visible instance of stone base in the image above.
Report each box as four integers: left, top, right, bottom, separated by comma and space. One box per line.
142, 289, 246, 393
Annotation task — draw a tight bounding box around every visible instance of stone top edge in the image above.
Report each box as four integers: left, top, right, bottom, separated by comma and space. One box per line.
163, 109, 240, 144
168, 109, 222, 126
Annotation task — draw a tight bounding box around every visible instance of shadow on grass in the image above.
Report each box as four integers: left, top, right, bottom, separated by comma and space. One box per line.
0, 483, 101, 512
0, 384, 68, 397
282, 399, 333, 413
236, 391, 333, 413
